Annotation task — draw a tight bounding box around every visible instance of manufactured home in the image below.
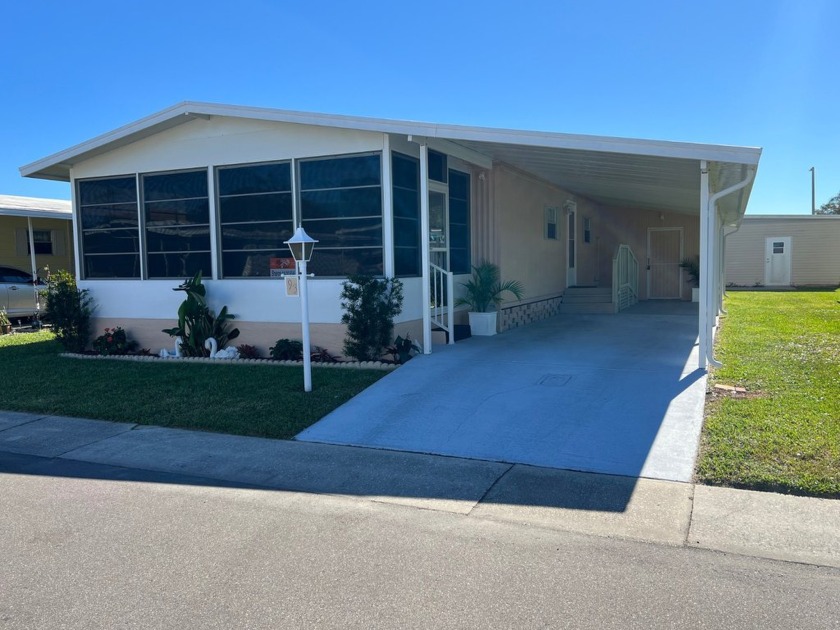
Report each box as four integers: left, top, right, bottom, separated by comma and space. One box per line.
21, 102, 761, 368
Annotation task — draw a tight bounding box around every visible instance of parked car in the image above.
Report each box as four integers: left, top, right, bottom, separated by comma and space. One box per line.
0, 266, 45, 318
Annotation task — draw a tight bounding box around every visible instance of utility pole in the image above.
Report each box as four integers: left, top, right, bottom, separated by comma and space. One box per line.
809, 166, 816, 214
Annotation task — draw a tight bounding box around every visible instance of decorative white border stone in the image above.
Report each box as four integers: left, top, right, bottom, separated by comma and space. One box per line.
59, 353, 398, 370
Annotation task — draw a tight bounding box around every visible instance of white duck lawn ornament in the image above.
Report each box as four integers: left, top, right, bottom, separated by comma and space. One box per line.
205, 337, 239, 359
159, 337, 183, 358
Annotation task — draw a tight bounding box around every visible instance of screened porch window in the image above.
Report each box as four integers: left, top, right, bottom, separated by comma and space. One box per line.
78, 176, 141, 278
217, 162, 293, 277
299, 153, 383, 276
143, 170, 211, 279
392, 152, 420, 276
448, 169, 470, 274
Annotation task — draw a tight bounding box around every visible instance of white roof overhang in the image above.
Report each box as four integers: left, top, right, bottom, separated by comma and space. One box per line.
20, 101, 761, 225
0, 195, 72, 220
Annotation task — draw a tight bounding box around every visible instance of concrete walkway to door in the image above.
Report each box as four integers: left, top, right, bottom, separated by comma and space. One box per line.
297, 303, 706, 482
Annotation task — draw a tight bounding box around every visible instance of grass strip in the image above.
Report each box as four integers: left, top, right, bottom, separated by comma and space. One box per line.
0, 332, 386, 440
696, 289, 840, 498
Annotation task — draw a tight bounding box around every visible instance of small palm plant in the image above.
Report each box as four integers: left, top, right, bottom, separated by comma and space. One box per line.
455, 261, 524, 312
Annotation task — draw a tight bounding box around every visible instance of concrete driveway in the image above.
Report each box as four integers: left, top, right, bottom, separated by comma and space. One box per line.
297, 304, 706, 482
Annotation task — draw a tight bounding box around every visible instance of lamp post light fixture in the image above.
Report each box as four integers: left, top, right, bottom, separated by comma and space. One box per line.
285, 226, 318, 392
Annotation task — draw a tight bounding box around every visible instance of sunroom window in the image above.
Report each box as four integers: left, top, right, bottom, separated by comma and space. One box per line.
78, 176, 141, 278
143, 170, 211, 279
392, 152, 420, 276
217, 162, 293, 278
448, 169, 470, 274
299, 153, 383, 276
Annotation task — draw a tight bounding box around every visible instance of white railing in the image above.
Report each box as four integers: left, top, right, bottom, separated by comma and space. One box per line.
430, 263, 455, 345
612, 244, 639, 312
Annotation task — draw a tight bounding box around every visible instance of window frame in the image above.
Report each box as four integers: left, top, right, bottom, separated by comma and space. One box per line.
76, 174, 142, 280
215, 159, 295, 279
141, 167, 212, 280
296, 151, 385, 278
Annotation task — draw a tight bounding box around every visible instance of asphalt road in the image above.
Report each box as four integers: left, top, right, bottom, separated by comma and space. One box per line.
2, 462, 838, 630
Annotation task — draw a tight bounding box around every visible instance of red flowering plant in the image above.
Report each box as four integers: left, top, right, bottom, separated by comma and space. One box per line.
92, 326, 138, 356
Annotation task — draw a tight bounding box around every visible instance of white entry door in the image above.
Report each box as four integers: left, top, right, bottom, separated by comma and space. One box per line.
764, 237, 791, 286
647, 228, 683, 299
566, 207, 576, 286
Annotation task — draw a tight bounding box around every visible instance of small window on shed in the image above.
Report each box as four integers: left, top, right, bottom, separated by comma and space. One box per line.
773, 242, 785, 254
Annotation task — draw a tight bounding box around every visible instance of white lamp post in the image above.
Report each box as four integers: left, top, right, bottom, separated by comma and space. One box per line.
284, 226, 318, 392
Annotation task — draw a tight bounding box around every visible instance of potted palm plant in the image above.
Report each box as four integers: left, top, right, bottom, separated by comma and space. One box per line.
455, 261, 524, 336
680, 256, 700, 302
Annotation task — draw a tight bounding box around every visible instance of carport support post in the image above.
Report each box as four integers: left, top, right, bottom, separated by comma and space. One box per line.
698, 162, 710, 370
419, 141, 432, 354
26, 217, 40, 315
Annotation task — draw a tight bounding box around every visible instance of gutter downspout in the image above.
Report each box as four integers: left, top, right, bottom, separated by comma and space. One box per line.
703, 166, 756, 369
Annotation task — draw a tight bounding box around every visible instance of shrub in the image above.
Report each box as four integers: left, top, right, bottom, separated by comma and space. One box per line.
92, 326, 138, 356
387, 333, 421, 364
270, 339, 303, 361
42, 269, 94, 353
311, 346, 339, 363
162, 272, 240, 357
340, 275, 403, 362
236, 344, 262, 359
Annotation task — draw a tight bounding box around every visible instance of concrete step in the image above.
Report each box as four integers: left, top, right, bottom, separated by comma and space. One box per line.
564, 286, 611, 297
559, 302, 618, 315
563, 294, 613, 304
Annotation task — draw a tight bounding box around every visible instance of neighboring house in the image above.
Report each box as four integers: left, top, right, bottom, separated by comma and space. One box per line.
20, 102, 761, 369
726, 215, 840, 287
0, 195, 73, 273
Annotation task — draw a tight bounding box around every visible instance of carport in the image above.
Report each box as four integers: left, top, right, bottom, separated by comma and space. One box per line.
297, 303, 704, 482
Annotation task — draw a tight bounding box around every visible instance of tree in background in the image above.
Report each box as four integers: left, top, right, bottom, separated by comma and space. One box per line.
816, 191, 840, 215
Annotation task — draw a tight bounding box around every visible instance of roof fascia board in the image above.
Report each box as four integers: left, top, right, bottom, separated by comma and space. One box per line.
0, 209, 72, 219
21, 101, 763, 182
744, 214, 840, 219
205, 102, 763, 165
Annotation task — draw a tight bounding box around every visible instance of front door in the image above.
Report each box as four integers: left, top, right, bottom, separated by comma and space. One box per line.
764, 237, 791, 286
566, 206, 576, 286
428, 188, 448, 270
647, 228, 682, 299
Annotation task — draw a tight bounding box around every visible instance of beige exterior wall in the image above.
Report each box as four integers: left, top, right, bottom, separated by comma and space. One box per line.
592, 206, 700, 301
726, 216, 840, 287
494, 164, 601, 299
492, 161, 700, 304
0, 216, 74, 275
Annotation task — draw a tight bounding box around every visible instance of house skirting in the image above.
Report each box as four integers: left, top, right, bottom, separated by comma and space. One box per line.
89, 317, 349, 359
499, 294, 564, 332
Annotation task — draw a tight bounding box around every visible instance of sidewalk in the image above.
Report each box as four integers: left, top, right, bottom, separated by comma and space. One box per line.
1, 410, 838, 569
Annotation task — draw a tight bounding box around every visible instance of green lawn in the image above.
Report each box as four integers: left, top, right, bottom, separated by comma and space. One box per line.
0, 332, 387, 439
696, 289, 840, 498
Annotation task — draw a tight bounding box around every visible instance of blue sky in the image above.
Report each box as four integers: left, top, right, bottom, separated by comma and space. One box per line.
2, 0, 837, 214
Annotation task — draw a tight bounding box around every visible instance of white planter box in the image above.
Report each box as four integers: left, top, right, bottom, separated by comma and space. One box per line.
691, 287, 699, 303
468, 311, 497, 336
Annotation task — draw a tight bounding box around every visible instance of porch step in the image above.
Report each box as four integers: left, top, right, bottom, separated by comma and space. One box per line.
559, 302, 618, 314
560, 287, 617, 314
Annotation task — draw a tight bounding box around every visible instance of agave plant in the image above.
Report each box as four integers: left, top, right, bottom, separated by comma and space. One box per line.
455, 261, 524, 313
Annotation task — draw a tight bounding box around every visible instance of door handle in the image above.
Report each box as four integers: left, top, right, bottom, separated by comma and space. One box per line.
9, 286, 18, 291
